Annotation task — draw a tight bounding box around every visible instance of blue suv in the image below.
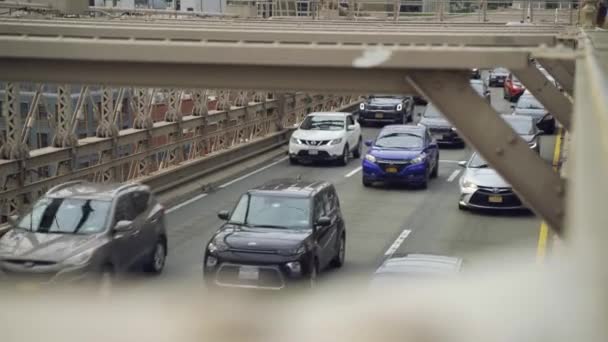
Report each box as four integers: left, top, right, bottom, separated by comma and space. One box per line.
362, 125, 439, 188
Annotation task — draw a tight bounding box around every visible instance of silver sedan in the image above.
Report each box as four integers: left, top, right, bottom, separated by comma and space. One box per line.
457, 153, 527, 211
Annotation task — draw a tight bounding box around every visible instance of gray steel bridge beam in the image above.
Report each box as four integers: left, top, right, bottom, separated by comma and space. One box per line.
513, 61, 573, 131
537, 58, 575, 96
407, 70, 565, 234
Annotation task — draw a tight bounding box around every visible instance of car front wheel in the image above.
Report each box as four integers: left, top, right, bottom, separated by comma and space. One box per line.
353, 139, 362, 159
339, 144, 349, 166
143, 239, 167, 274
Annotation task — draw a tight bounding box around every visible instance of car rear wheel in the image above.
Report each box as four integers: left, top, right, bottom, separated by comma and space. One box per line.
353, 139, 362, 159
330, 233, 346, 268
143, 239, 166, 274
339, 145, 349, 166
430, 159, 439, 179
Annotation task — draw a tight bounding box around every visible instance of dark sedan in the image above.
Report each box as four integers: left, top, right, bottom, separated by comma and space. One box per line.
488, 67, 510, 87
203, 179, 346, 290
358, 95, 414, 126
418, 104, 464, 147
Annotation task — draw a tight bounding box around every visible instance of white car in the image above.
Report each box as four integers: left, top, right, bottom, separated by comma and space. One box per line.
289, 112, 362, 166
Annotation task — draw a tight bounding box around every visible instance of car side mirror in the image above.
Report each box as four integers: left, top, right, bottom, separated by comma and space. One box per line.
347, 124, 356, 131
114, 220, 133, 233
316, 216, 331, 227
458, 161, 467, 168
364, 140, 373, 147
217, 210, 230, 221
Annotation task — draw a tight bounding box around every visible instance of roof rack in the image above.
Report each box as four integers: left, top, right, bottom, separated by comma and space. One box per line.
46, 180, 88, 194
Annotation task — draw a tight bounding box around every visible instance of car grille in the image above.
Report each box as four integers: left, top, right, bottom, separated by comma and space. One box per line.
469, 187, 523, 207
3, 259, 57, 267
215, 264, 285, 290
377, 159, 412, 173
367, 105, 395, 111
297, 150, 331, 158
300, 140, 330, 146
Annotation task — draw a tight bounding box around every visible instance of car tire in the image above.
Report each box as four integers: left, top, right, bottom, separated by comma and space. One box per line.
339, 144, 349, 166
352, 139, 362, 159
430, 159, 439, 179
330, 233, 346, 268
420, 172, 429, 189
289, 156, 298, 165
362, 177, 372, 187
143, 238, 167, 274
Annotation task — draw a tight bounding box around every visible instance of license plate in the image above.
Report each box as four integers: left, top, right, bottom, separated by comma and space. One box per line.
432, 134, 443, 140
16, 282, 39, 292
375, 113, 383, 119
308, 149, 318, 155
385, 166, 398, 173
238, 266, 259, 281
488, 195, 503, 203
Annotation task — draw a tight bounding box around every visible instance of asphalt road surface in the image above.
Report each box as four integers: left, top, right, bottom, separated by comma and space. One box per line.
121, 86, 556, 291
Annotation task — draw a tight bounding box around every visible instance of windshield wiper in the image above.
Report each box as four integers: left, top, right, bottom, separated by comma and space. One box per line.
472, 164, 489, 168
250, 224, 289, 229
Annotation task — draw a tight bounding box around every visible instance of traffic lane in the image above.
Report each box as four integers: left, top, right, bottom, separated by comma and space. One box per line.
134, 126, 384, 284
319, 145, 472, 285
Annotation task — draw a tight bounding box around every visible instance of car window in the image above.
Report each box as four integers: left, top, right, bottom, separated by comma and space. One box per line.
16, 197, 111, 235
314, 194, 326, 221
115, 195, 137, 222
299, 115, 345, 131
230, 193, 311, 229
346, 116, 355, 126
375, 132, 423, 149
516, 96, 544, 110
132, 191, 150, 216
468, 154, 489, 168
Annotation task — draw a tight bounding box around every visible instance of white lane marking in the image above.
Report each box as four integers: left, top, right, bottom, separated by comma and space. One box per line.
384, 229, 412, 257
345, 166, 362, 178
447, 169, 461, 182
218, 156, 288, 189
166, 193, 208, 214
439, 159, 462, 163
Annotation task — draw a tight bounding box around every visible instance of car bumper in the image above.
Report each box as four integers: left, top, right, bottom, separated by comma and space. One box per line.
362, 159, 428, 184
203, 253, 312, 291
0, 262, 96, 289
427, 129, 464, 145
459, 189, 527, 210
289, 142, 344, 162
358, 110, 403, 123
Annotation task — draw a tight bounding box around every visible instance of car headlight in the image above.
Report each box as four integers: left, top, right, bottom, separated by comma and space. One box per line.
411, 153, 426, 164
461, 178, 478, 190
396, 103, 403, 111
359, 103, 365, 110
208, 239, 229, 253
451, 127, 457, 132
286, 261, 302, 274
329, 138, 343, 145
64, 249, 95, 266
278, 245, 306, 256
290, 137, 301, 145
365, 154, 376, 163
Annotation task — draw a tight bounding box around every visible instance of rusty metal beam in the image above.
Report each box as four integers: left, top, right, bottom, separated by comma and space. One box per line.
407, 70, 565, 234
513, 61, 573, 131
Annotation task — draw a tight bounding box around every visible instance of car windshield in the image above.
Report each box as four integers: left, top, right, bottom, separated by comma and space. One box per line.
493, 67, 509, 73
422, 104, 444, 119
469, 154, 489, 168
229, 193, 310, 229
516, 96, 544, 110
503, 117, 534, 135
375, 132, 423, 149
300, 115, 345, 131
16, 197, 111, 234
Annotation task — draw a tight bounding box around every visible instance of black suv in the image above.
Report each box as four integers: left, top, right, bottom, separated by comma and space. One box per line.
358, 95, 414, 126
0, 180, 167, 288
203, 179, 346, 290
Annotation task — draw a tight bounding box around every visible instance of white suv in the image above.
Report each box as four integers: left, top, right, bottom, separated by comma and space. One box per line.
289, 112, 362, 166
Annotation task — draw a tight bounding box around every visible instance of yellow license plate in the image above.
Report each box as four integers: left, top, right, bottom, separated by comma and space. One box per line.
386, 167, 398, 173
375, 113, 383, 119
488, 195, 503, 203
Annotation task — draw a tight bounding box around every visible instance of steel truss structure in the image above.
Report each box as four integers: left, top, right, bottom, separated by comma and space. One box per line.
0, 17, 605, 237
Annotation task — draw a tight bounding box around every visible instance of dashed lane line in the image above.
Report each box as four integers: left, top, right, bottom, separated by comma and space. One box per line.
345, 166, 362, 178
384, 228, 412, 257
446, 169, 461, 182
218, 156, 289, 189
167, 193, 208, 214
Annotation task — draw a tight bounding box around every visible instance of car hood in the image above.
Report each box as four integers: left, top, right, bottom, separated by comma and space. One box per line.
0, 229, 105, 263
464, 168, 511, 188
368, 98, 401, 106
369, 148, 423, 160
217, 225, 311, 251
419, 117, 451, 128
292, 129, 344, 141
490, 72, 509, 77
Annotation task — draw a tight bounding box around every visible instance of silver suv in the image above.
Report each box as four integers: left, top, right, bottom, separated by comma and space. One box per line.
0, 181, 167, 287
